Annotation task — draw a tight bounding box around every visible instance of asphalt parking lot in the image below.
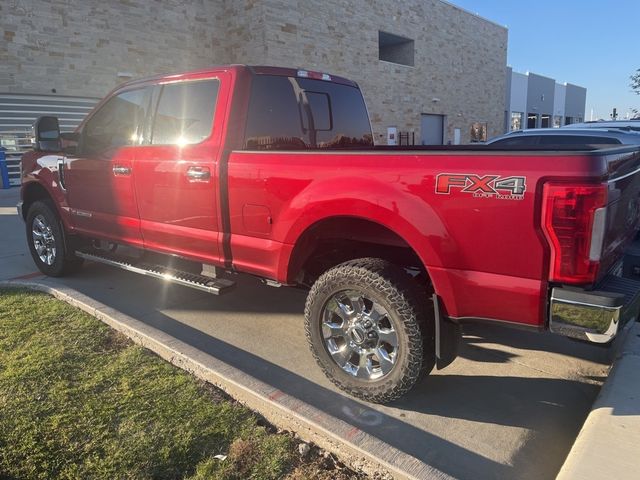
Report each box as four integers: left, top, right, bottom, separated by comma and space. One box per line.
0, 187, 612, 479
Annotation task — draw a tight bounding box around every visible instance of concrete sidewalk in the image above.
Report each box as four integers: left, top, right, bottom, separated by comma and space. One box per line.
557, 321, 640, 480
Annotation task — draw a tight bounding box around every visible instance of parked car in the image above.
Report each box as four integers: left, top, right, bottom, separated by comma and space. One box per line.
19, 65, 640, 403
486, 128, 640, 146
563, 120, 640, 133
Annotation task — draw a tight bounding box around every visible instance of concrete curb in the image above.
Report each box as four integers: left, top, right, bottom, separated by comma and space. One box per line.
0, 280, 452, 480
557, 321, 640, 480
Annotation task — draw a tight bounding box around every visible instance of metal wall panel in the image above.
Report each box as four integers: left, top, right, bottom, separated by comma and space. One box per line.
0, 93, 98, 186
0, 93, 98, 132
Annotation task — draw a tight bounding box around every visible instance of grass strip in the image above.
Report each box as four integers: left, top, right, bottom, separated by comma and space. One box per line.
0, 288, 357, 479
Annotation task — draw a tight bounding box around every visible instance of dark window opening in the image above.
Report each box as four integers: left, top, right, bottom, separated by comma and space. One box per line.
378, 31, 415, 67
540, 114, 551, 128
243, 75, 373, 150
527, 113, 537, 129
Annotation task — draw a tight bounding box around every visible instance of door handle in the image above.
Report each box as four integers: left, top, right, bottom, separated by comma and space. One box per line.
57, 158, 67, 190
186, 166, 210, 182
112, 165, 131, 176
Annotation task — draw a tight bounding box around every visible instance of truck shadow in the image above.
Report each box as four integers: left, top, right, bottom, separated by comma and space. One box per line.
460, 323, 612, 365
45, 265, 606, 480
88, 298, 588, 480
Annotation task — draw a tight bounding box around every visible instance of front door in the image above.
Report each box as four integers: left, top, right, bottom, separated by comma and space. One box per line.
64, 87, 151, 247
132, 76, 225, 264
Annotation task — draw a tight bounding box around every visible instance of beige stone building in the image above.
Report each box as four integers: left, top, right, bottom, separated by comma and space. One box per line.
1, 0, 507, 145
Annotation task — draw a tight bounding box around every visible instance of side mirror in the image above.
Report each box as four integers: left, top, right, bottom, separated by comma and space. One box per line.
33, 116, 61, 152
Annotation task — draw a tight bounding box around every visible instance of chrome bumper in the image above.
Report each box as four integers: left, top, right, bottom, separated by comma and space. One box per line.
550, 276, 640, 343
16, 201, 23, 219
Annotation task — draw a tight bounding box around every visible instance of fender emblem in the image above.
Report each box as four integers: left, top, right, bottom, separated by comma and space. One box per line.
436, 173, 526, 200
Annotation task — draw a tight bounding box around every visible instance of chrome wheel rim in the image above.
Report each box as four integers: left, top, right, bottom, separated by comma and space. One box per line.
322, 289, 399, 380
32, 214, 56, 266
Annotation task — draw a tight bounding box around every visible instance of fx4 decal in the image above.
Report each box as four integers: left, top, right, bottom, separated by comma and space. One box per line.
436, 173, 526, 200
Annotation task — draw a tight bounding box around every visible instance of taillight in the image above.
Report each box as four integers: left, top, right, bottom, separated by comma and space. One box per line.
541, 183, 608, 284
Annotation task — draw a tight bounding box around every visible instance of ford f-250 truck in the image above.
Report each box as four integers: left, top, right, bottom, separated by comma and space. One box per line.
19, 65, 640, 403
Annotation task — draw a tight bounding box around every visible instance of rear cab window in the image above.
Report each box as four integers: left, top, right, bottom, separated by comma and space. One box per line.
243, 74, 373, 149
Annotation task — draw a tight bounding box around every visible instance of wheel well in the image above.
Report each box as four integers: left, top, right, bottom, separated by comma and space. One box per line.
288, 217, 428, 286
21, 182, 53, 220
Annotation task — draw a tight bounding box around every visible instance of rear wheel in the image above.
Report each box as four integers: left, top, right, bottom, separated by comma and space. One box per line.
26, 200, 83, 277
304, 258, 433, 403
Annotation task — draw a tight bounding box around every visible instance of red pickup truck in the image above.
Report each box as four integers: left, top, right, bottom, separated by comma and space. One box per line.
19, 65, 640, 403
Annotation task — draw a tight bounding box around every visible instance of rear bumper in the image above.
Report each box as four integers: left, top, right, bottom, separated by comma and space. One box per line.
550, 275, 640, 343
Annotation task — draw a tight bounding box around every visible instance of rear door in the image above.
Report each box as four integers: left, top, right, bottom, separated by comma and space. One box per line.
132, 74, 227, 264
64, 87, 151, 246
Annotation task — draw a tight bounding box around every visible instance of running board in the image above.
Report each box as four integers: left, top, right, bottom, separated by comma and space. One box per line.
75, 251, 235, 295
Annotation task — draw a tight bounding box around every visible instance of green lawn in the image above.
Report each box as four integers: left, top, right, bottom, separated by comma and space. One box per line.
0, 289, 357, 479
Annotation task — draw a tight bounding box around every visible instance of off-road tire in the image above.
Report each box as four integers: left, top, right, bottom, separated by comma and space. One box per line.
304, 258, 434, 403
26, 200, 83, 277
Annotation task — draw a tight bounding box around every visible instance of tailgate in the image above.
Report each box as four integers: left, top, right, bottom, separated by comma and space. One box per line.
598, 147, 640, 280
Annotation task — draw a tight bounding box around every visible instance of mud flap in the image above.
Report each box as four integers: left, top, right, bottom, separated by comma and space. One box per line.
433, 293, 461, 369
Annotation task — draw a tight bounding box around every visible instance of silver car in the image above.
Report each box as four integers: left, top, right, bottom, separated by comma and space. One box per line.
486, 127, 640, 147
562, 120, 640, 133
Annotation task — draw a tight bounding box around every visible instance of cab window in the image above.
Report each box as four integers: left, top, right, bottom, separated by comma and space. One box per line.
150, 79, 220, 145
82, 88, 150, 156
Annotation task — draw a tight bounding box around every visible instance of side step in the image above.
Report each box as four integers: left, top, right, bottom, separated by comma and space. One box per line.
75, 251, 235, 295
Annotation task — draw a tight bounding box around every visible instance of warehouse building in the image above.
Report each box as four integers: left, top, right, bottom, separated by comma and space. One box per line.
504, 67, 586, 132
2, 0, 507, 149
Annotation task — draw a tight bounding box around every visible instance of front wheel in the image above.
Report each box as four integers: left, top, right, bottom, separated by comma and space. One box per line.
26, 200, 83, 277
304, 258, 433, 403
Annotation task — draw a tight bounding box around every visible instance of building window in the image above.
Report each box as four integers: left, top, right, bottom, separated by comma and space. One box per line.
553, 115, 563, 128
510, 112, 523, 131
527, 113, 538, 129
470, 122, 487, 143
378, 31, 414, 67
565, 116, 574, 125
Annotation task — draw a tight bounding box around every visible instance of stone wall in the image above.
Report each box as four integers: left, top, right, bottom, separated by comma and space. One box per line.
1, 0, 507, 143
1, 0, 227, 97
257, 0, 507, 143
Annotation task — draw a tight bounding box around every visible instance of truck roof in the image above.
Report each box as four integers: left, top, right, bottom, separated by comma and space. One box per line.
116, 65, 359, 90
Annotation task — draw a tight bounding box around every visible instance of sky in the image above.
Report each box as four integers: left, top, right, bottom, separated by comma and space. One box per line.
448, 0, 639, 120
